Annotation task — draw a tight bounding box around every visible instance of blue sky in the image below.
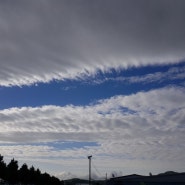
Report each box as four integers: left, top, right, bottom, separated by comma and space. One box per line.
0, 0, 185, 180
1, 62, 185, 109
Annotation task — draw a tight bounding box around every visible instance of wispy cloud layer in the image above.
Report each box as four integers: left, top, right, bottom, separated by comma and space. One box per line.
0, 86, 185, 175
0, 0, 185, 86
83, 64, 185, 85
0, 0, 185, 177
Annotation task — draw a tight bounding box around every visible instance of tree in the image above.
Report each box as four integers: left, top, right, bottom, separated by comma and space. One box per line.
0, 154, 6, 180
41, 172, 51, 185
50, 175, 61, 185
29, 165, 36, 184
0, 154, 61, 185
34, 168, 42, 185
7, 158, 19, 184
19, 163, 29, 184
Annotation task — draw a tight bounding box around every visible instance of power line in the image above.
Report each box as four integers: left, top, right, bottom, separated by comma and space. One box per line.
92, 160, 102, 177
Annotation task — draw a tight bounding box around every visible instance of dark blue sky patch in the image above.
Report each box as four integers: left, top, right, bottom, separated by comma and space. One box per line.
0, 61, 184, 109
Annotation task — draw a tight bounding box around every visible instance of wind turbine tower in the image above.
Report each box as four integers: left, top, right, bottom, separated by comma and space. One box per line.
88, 155, 92, 185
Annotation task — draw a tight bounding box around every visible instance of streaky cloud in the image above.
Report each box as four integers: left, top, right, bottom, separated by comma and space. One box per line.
0, 0, 185, 86
0, 86, 184, 161
83, 63, 185, 85
0, 86, 184, 175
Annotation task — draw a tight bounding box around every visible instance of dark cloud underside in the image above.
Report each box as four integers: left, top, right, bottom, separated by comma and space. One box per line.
0, 0, 185, 86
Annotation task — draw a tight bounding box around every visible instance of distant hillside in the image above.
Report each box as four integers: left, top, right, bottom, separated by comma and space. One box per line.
158, 171, 179, 176
63, 178, 105, 185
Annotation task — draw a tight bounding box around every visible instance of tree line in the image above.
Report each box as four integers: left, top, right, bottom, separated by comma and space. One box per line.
0, 154, 61, 185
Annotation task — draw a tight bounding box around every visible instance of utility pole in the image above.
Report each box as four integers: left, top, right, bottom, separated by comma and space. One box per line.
88, 155, 92, 185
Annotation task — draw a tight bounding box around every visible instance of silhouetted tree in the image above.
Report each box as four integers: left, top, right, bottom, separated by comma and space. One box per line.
0, 154, 6, 180
50, 175, 61, 185
29, 165, 36, 184
19, 163, 29, 184
7, 158, 19, 184
34, 168, 42, 185
41, 172, 51, 185
0, 154, 61, 185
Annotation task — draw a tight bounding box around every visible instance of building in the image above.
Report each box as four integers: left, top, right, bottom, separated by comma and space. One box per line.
107, 172, 185, 185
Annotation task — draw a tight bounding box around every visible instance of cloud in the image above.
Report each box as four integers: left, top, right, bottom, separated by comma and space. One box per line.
82, 64, 185, 85
56, 172, 77, 180
0, 86, 184, 175
0, 0, 185, 86
127, 66, 185, 84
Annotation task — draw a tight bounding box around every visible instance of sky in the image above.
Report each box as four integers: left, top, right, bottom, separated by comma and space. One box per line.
0, 0, 185, 180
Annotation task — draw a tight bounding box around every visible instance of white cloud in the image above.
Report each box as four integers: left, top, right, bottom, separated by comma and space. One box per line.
56, 172, 77, 180
0, 86, 184, 175
87, 65, 185, 85
0, 1, 185, 86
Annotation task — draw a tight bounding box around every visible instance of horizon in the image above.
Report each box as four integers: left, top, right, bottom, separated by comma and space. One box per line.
1, 154, 184, 181
0, 0, 185, 179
